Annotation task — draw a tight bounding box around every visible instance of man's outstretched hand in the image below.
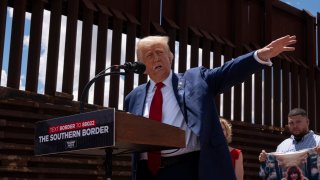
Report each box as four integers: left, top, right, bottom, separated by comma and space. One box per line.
257, 35, 297, 61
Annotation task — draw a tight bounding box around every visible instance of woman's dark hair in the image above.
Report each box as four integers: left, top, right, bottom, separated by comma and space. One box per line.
286, 166, 303, 180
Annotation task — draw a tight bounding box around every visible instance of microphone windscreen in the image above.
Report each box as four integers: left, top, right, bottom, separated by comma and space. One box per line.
132, 62, 146, 74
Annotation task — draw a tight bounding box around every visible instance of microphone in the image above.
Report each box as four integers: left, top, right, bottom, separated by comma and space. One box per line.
116, 62, 146, 74
80, 62, 145, 113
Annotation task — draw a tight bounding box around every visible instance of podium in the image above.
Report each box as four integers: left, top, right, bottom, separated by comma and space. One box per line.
34, 108, 185, 178
35, 108, 185, 155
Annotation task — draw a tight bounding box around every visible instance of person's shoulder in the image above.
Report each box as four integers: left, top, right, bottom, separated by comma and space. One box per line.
125, 83, 147, 98
235, 148, 242, 153
312, 132, 320, 141
314, 133, 320, 138
277, 138, 293, 149
183, 66, 212, 77
134, 83, 148, 91
231, 148, 242, 157
184, 66, 206, 73
280, 137, 292, 143
310, 130, 320, 137
231, 148, 242, 153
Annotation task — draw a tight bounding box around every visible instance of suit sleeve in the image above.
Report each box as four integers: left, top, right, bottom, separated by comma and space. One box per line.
205, 51, 265, 95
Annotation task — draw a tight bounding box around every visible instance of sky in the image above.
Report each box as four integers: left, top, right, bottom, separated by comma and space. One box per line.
1, 9, 117, 107
281, 0, 320, 16
0, 1, 319, 110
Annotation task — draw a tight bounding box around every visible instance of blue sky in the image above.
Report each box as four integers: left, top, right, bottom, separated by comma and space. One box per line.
281, 0, 320, 16
0, 1, 319, 109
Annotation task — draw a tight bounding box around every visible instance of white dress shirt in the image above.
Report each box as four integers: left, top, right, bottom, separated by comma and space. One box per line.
141, 71, 200, 158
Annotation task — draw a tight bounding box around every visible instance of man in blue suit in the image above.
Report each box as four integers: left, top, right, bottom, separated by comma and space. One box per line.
125, 35, 296, 180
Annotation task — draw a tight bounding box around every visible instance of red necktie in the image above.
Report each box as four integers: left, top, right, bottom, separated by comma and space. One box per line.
148, 82, 164, 174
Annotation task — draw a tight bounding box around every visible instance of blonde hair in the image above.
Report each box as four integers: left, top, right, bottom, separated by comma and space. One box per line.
136, 36, 173, 61
220, 118, 232, 143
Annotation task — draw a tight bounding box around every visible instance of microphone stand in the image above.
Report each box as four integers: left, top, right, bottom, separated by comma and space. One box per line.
79, 71, 125, 113
79, 71, 126, 180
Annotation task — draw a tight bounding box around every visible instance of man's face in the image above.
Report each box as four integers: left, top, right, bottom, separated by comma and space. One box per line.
287, 115, 309, 137
139, 44, 172, 83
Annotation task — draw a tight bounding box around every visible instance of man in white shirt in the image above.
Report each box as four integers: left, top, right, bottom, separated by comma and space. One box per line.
259, 108, 320, 161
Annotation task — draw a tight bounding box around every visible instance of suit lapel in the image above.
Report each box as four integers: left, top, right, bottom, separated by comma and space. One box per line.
172, 73, 187, 122
135, 82, 149, 116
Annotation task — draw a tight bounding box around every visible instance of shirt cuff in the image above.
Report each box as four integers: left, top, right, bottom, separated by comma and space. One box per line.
254, 51, 273, 66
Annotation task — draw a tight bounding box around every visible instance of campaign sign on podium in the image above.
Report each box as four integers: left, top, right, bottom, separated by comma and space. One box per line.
35, 109, 115, 155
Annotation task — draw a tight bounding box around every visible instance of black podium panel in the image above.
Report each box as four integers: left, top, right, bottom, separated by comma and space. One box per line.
35, 109, 115, 155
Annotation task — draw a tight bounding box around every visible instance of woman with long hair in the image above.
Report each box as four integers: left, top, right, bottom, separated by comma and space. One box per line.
285, 166, 307, 180
220, 118, 244, 180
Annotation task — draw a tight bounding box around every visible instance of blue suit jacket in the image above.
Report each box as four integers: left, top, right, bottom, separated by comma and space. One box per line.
124, 52, 265, 179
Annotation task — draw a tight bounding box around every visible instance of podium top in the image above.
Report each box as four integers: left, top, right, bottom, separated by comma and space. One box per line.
115, 111, 185, 151
35, 109, 185, 156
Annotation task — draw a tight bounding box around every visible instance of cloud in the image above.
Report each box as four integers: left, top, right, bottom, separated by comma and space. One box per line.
26, 12, 31, 20
1, 70, 7, 86
32, 9, 126, 109
71, 20, 83, 99
20, 74, 25, 90
38, 10, 51, 93
0, 70, 23, 90
72, 22, 98, 104
3, 5, 128, 110
101, 29, 113, 106
36, 10, 112, 107
8, 8, 13, 17
7, 8, 31, 20
23, 35, 29, 46
56, 15, 67, 92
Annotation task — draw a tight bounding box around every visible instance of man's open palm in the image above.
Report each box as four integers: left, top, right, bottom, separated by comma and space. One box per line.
257, 35, 297, 61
